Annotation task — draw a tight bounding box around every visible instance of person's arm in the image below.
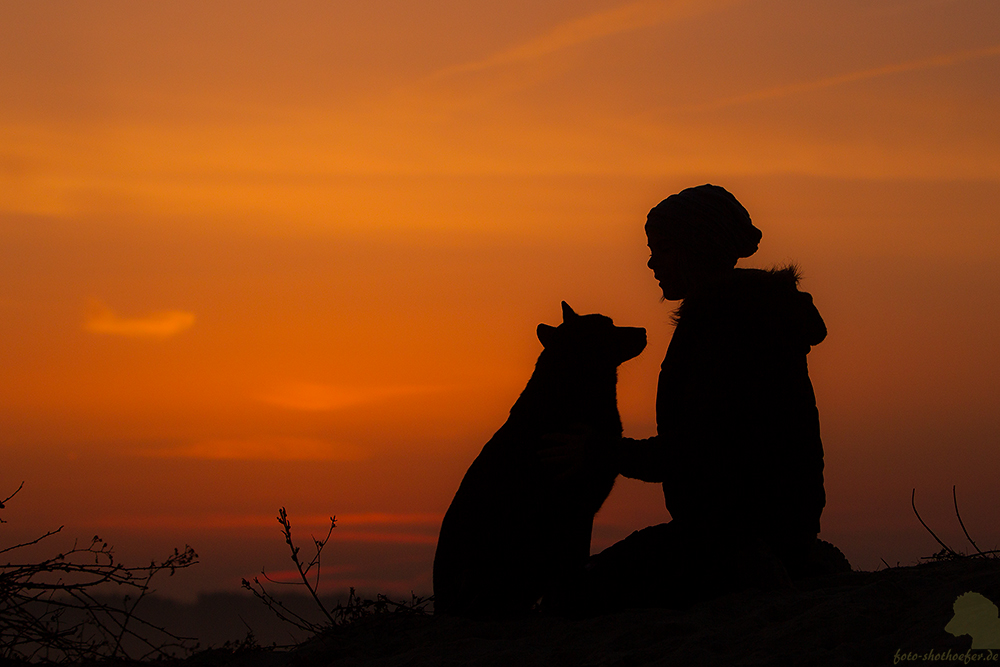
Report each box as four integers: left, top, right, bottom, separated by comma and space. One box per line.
616, 436, 667, 483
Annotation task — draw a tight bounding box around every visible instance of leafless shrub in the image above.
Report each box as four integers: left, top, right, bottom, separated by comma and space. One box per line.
1, 482, 199, 662
242, 507, 431, 636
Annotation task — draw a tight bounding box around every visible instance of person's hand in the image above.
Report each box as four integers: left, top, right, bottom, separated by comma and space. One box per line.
618, 436, 666, 483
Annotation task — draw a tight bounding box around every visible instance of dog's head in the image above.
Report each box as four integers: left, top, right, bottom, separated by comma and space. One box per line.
946, 592, 999, 639
536, 301, 646, 366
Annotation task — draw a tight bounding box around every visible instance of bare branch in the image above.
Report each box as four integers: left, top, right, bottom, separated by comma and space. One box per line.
911, 488, 961, 559
277, 507, 336, 626
952, 485, 985, 556
241, 577, 323, 634
0, 481, 25, 510
0, 526, 65, 556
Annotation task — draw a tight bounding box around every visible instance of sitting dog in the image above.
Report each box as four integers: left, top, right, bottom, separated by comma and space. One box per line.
433, 302, 646, 617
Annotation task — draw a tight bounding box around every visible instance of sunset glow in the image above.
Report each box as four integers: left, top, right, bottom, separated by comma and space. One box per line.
2, 0, 999, 599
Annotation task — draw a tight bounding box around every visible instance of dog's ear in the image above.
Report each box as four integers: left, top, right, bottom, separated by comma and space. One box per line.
561, 301, 578, 322
537, 323, 559, 348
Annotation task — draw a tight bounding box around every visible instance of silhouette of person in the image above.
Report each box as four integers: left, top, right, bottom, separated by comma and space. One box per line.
545, 184, 832, 613
946, 592, 1000, 649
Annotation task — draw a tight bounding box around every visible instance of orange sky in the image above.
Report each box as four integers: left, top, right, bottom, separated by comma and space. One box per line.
2, 0, 1000, 599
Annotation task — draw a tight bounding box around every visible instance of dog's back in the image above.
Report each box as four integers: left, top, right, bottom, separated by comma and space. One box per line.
434, 302, 645, 616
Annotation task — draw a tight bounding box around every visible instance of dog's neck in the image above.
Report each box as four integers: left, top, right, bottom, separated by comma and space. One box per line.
506, 351, 623, 434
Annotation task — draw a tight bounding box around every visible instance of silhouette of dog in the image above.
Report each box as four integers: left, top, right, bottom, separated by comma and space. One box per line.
433, 302, 646, 617
946, 592, 1000, 649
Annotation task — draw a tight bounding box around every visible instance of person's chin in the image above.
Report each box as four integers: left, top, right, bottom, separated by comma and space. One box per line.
659, 284, 685, 301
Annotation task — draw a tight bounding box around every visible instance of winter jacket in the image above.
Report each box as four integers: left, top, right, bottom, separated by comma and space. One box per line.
622, 266, 827, 545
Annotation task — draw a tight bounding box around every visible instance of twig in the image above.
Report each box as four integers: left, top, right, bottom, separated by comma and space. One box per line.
0, 481, 25, 510
241, 577, 323, 634
277, 508, 336, 626
250, 507, 433, 636
911, 488, 961, 559
952, 485, 985, 557
306, 519, 336, 590
0, 526, 65, 556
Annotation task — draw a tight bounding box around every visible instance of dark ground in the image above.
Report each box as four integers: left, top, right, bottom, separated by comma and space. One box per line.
130, 557, 1000, 667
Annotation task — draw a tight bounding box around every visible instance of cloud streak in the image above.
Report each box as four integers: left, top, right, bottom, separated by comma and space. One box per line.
84, 299, 195, 338
259, 382, 443, 411
90, 511, 442, 545
688, 43, 1000, 111
430, 0, 731, 79
141, 436, 368, 462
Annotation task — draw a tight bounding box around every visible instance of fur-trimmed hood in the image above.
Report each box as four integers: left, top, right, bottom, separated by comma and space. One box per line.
674, 265, 827, 351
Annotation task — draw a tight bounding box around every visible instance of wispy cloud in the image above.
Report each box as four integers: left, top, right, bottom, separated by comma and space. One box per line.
688, 43, 1000, 111
141, 436, 368, 462
259, 382, 443, 411
90, 511, 442, 545
84, 299, 195, 338
430, 0, 730, 79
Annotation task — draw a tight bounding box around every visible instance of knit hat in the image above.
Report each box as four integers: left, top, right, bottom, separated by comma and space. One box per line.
645, 184, 762, 262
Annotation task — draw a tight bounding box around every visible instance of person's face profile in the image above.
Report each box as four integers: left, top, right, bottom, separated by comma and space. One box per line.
646, 232, 690, 301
